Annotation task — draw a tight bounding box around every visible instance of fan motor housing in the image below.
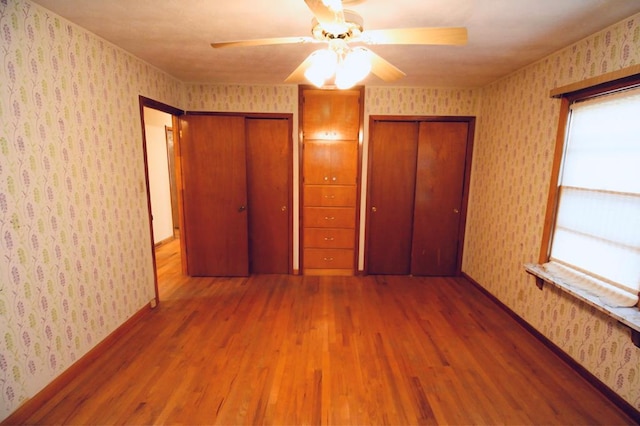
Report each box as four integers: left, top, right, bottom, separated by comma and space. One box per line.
311, 10, 364, 41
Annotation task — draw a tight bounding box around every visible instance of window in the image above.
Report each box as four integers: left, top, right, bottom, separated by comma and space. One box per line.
531, 75, 640, 310
545, 86, 640, 307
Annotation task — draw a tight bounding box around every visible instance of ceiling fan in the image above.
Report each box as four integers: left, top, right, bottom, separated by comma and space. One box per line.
211, 0, 467, 88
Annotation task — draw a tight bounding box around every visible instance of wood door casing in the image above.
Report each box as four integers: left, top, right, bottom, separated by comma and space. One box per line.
181, 115, 249, 276
246, 118, 291, 274
411, 121, 469, 276
366, 121, 419, 275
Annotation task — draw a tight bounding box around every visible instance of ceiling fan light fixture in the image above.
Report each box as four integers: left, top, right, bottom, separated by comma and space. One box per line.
322, 0, 343, 12
335, 47, 371, 89
304, 48, 338, 87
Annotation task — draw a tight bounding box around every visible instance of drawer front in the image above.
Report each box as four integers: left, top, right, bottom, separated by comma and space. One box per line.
304, 207, 355, 228
304, 185, 357, 207
304, 248, 354, 269
304, 228, 355, 249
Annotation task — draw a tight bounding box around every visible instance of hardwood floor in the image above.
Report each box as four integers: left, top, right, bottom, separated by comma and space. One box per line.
21, 238, 633, 425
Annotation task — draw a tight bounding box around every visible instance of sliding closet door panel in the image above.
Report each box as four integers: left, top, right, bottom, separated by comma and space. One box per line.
411, 121, 468, 276
246, 118, 291, 274
181, 115, 249, 276
366, 121, 419, 274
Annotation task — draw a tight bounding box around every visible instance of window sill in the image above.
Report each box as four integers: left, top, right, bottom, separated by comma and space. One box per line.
524, 263, 640, 347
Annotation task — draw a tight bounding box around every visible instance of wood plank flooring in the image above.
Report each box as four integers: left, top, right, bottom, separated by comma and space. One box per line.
21, 238, 634, 425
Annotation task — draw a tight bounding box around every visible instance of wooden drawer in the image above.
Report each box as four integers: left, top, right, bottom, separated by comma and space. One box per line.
304, 248, 354, 269
303, 207, 355, 228
304, 185, 356, 207
304, 228, 354, 249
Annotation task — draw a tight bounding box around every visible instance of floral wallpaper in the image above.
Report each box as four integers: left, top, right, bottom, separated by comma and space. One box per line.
1, 0, 639, 419
184, 84, 297, 113
463, 13, 640, 410
0, 0, 182, 419
365, 86, 480, 116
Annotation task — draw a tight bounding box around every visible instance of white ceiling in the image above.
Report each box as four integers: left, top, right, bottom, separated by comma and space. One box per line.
31, 0, 640, 88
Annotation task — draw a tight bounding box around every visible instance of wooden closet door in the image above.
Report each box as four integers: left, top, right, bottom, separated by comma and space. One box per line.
180, 115, 249, 276
366, 121, 419, 274
246, 118, 291, 274
411, 121, 469, 276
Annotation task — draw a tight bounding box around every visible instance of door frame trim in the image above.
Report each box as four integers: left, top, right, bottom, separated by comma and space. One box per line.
138, 96, 185, 306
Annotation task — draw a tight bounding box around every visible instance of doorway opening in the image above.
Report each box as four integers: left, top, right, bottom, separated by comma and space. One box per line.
139, 96, 184, 305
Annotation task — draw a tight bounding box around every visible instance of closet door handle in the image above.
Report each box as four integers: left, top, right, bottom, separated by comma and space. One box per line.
238, 205, 246, 212
371, 206, 377, 212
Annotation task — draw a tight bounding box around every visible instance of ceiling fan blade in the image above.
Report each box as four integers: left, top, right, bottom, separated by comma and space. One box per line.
364, 48, 406, 82
211, 36, 313, 49
361, 27, 468, 46
284, 53, 317, 83
304, 0, 345, 28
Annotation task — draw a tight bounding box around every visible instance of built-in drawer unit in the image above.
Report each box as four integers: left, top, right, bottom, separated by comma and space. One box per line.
301, 87, 362, 275
303, 185, 356, 207
303, 248, 355, 269
303, 207, 356, 229
303, 228, 355, 249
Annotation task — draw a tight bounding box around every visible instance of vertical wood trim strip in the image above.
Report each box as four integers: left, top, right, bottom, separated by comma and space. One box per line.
538, 97, 570, 264
173, 115, 188, 275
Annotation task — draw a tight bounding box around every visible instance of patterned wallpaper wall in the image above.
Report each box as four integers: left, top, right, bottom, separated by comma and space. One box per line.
184, 84, 297, 113
365, 86, 479, 116
2, 0, 639, 419
0, 0, 182, 419
463, 13, 640, 410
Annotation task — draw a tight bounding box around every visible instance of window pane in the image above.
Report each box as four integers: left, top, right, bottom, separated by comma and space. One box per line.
555, 187, 640, 248
563, 87, 640, 193
550, 86, 640, 295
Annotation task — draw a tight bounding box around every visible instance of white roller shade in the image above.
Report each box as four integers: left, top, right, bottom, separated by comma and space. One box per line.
549, 85, 640, 303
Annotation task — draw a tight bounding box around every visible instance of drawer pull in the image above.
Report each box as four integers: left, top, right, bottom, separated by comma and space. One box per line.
332, 176, 337, 182
324, 216, 335, 220
324, 195, 336, 199
323, 257, 334, 262
324, 237, 335, 241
